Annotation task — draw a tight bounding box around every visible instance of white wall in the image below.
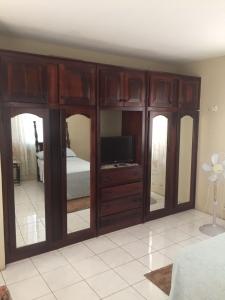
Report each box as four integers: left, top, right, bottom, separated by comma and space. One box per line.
180, 56, 225, 219
67, 115, 90, 161
0, 34, 179, 72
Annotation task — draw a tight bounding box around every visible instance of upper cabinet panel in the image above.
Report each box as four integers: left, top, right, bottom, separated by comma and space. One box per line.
59, 61, 96, 105
99, 67, 124, 107
0, 55, 51, 104
124, 70, 146, 107
149, 73, 178, 108
99, 67, 146, 107
178, 77, 200, 110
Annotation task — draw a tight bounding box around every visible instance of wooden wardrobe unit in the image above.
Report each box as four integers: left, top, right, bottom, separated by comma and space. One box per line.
0, 50, 200, 262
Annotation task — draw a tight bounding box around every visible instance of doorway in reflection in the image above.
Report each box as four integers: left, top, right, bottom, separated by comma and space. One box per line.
11, 113, 46, 248
66, 114, 91, 234
150, 115, 168, 212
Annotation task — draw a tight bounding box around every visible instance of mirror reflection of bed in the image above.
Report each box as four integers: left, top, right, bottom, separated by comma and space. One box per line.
150, 115, 168, 211
11, 113, 46, 248
36, 114, 91, 235
65, 114, 91, 234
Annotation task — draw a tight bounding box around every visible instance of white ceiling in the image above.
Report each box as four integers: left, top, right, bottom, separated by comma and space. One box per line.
1, 0, 225, 62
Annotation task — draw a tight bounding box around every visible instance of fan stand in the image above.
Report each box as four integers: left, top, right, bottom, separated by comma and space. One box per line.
200, 182, 225, 237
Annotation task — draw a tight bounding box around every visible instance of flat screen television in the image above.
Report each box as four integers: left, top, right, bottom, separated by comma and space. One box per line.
101, 136, 134, 164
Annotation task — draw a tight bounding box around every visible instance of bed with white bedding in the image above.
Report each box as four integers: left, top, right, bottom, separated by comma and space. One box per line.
37, 155, 90, 200
169, 232, 225, 300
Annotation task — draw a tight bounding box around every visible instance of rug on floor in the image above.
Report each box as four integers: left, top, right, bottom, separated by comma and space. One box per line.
144, 264, 173, 296
0, 286, 11, 300
67, 197, 90, 213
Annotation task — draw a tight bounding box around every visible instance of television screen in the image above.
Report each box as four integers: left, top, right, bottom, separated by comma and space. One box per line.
101, 136, 134, 164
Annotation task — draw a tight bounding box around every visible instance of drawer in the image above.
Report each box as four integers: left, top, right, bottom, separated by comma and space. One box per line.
99, 208, 142, 234
100, 166, 143, 187
100, 195, 142, 216
101, 182, 143, 202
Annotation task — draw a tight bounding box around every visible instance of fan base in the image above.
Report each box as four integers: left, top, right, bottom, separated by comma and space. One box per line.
199, 224, 225, 237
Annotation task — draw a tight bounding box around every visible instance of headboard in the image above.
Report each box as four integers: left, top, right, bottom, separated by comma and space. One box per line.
33, 121, 71, 153
34, 121, 71, 181
33, 121, 43, 153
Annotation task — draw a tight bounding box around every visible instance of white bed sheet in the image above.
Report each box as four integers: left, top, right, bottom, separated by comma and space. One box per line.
169, 232, 225, 300
37, 157, 90, 200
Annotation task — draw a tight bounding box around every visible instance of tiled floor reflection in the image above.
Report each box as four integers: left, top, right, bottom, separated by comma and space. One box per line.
3, 209, 220, 299
15, 180, 90, 247
14, 180, 46, 247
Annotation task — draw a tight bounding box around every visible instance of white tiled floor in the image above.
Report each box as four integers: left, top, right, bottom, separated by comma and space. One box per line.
1, 209, 221, 300
14, 180, 90, 247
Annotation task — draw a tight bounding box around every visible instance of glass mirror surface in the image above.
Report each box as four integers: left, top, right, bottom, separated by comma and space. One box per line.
11, 113, 46, 247
150, 115, 168, 212
178, 116, 193, 204
66, 114, 91, 234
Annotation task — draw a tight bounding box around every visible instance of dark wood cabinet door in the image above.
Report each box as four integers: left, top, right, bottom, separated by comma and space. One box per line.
179, 78, 200, 110
59, 61, 96, 105
124, 70, 146, 106
1, 55, 48, 104
99, 68, 124, 107
149, 73, 178, 108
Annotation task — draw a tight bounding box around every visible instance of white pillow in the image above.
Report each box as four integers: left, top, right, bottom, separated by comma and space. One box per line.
66, 148, 77, 157
36, 151, 44, 160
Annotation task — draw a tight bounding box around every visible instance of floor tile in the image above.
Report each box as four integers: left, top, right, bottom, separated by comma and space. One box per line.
32, 251, 68, 273
178, 237, 202, 247
160, 244, 184, 261
104, 286, 145, 300
86, 270, 128, 298
138, 252, 172, 271
8, 275, 50, 300
98, 247, 133, 268
73, 255, 109, 278
0, 272, 5, 285
133, 279, 168, 300
114, 260, 149, 284
41, 265, 82, 291
141, 234, 174, 251
83, 236, 117, 254
106, 229, 138, 246
2, 259, 38, 284
36, 294, 56, 300
54, 281, 99, 300
160, 228, 191, 243
126, 224, 153, 239
122, 240, 153, 259
60, 243, 94, 264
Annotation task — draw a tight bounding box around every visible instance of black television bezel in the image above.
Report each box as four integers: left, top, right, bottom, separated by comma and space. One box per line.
100, 135, 135, 165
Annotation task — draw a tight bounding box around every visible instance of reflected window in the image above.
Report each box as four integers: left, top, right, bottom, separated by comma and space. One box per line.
66, 114, 91, 234
11, 113, 46, 247
150, 115, 168, 211
178, 116, 193, 204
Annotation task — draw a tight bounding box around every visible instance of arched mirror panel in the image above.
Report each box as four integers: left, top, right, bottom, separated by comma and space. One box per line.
150, 115, 168, 212
178, 115, 194, 204
11, 113, 46, 248
65, 114, 91, 234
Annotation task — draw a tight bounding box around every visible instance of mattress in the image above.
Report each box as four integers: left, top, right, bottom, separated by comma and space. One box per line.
37, 156, 90, 200
169, 232, 225, 300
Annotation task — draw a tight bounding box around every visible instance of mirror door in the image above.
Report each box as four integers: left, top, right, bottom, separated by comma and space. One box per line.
176, 112, 198, 207
147, 111, 175, 217
2, 107, 51, 260
61, 108, 96, 237
11, 113, 47, 248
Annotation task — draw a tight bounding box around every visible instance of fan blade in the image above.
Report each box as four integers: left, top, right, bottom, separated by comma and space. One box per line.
202, 163, 212, 172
